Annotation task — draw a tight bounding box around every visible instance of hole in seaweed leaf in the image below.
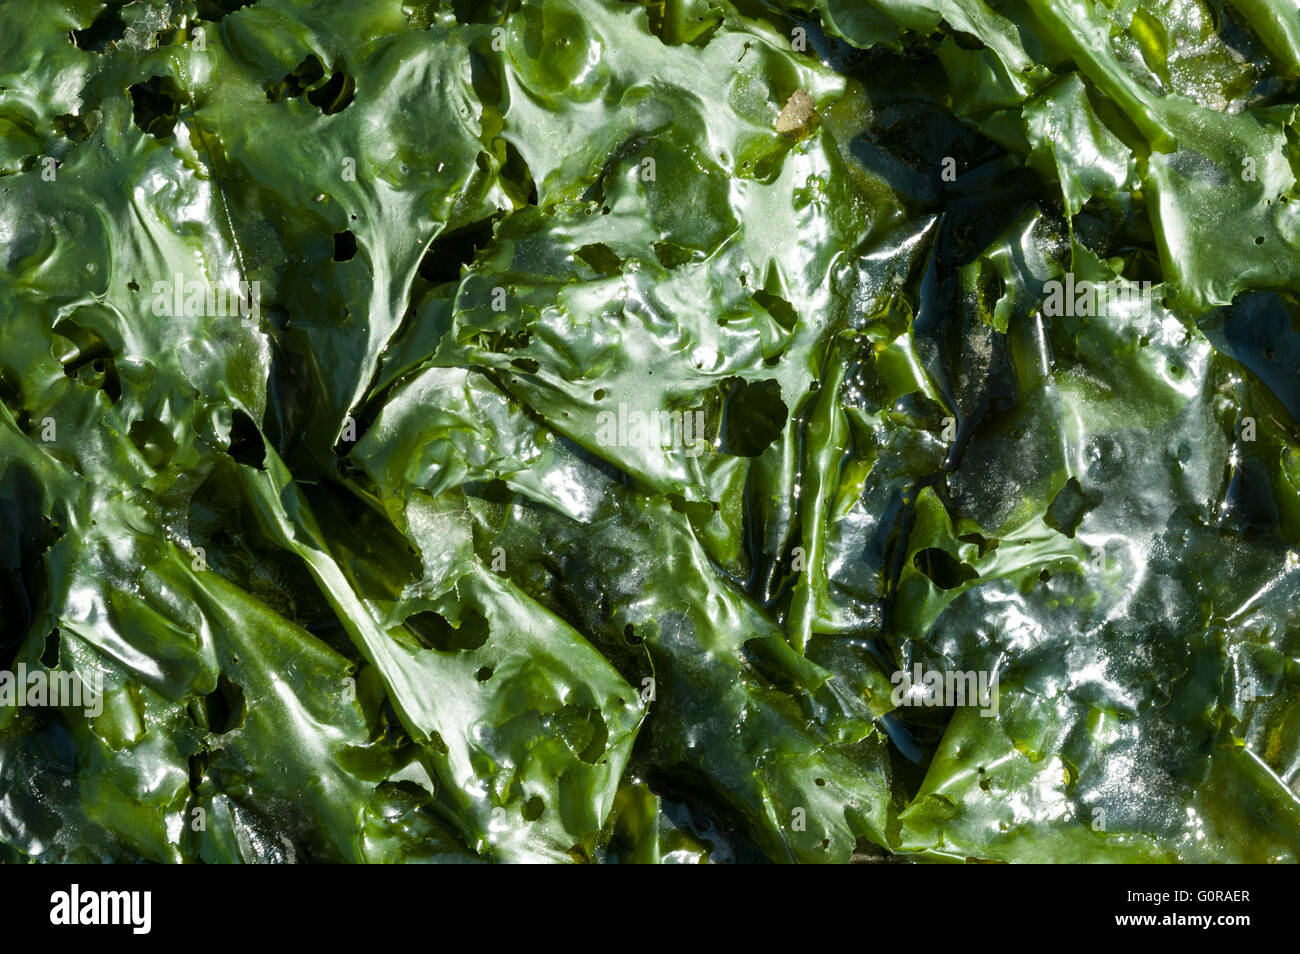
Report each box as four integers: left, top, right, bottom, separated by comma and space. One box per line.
405, 609, 489, 653
1045, 477, 1099, 538
332, 230, 357, 262
913, 547, 979, 590
203, 674, 246, 734
267, 54, 324, 102
751, 287, 797, 331
575, 242, 622, 277
501, 139, 537, 206
52, 113, 94, 142
0, 470, 58, 668
129, 76, 183, 139
54, 318, 120, 403
194, 0, 255, 21
41, 629, 60, 669
307, 69, 355, 115
228, 409, 266, 470
70, 4, 127, 52
418, 216, 496, 284
720, 377, 786, 457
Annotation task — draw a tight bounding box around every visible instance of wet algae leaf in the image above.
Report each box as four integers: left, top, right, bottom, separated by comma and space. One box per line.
0, 0, 1298, 863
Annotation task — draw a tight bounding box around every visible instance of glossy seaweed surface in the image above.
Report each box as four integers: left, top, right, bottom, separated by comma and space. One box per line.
2, 0, 1300, 863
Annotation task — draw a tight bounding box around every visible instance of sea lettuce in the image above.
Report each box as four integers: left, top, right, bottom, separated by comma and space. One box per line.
1, 0, 1299, 862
